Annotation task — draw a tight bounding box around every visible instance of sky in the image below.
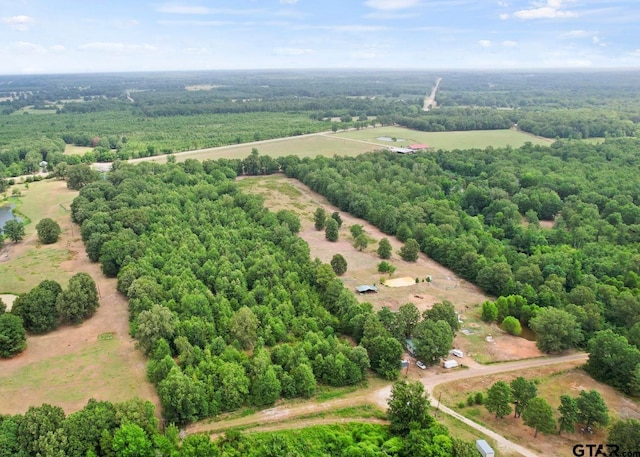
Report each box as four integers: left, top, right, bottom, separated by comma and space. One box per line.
0, 0, 639, 74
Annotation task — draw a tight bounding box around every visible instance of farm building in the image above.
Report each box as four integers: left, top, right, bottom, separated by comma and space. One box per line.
408, 143, 429, 150
476, 439, 495, 457
355, 285, 378, 294
443, 359, 458, 369
405, 339, 417, 357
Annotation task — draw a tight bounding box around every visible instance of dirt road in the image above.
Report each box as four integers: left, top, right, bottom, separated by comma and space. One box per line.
189, 352, 588, 457
423, 77, 442, 111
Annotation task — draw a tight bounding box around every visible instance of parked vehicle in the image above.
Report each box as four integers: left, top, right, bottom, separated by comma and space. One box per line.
416, 361, 427, 370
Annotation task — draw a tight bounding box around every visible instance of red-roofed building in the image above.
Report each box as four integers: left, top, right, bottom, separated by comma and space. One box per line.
409, 143, 429, 150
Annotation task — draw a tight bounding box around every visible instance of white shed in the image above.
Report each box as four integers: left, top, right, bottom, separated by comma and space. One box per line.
476, 439, 495, 457
443, 359, 458, 369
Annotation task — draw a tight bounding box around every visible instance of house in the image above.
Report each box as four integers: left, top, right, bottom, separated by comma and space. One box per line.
405, 339, 417, 357
451, 349, 464, 358
476, 439, 495, 457
355, 285, 378, 294
408, 143, 429, 151
443, 359, 458, 369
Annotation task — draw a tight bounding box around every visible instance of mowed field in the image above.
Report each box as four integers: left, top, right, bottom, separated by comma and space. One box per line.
131, 127, 554, 165
434, 365, 640, 457
0, 179, 158, 415
336, 126, 554, 150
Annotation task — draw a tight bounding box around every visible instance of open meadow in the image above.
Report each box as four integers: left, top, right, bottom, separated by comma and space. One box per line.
0, 179, 158, 415
336, 126, 554, 150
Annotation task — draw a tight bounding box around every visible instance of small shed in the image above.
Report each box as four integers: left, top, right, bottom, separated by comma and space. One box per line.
388, 147, 414, 154
476, 439, 495, 457
355, 285, 378, 294
443, 359, 458, 369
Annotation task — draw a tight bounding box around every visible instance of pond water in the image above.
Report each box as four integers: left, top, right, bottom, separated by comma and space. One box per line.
0, 205, 20, 229
377, 136, 406, 142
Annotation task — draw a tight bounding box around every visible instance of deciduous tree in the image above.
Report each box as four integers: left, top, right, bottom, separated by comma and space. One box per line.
485, 381, 512, 418
576, 389, 609, 430
399, 238, 420, 262
413, 319, 453, 365
36, 218, 62, 244
330, 254, 348, 276
510, 376, 537, 418
529, 307, 583, 353
0, 313, 26, 358
387, 380, 433, 435
2, 219, 24, 243
522, 397, 556, 437
377, 237, 392, 259
314, 207, 326, 230
325, 217, 339, 242
558, 394, 578, 434
56, 272, 100, 325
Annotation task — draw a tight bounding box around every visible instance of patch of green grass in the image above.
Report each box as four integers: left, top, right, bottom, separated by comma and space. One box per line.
315, 385, 360, 402
0, 248, 70, 294
263, 179, 302, 199
338, 127, 553, 151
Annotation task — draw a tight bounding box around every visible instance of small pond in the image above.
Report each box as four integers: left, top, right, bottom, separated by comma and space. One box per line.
0, 205, 20, 229
377, 136, 406, 142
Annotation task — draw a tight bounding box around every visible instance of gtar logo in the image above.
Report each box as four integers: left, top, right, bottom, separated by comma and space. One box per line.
573, 444, 620, 457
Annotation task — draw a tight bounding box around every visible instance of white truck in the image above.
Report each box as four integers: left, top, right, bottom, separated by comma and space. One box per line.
451, 349, 464, 358
443, 359, 458, 369
476, 439, 495, 457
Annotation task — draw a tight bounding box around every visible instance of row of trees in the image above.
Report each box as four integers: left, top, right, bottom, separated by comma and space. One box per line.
484, 377, 609, 438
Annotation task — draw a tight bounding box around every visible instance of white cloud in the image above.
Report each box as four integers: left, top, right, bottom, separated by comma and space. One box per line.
13, 41, 46, 53
498, 1, 509, 6
560, 29, 588, 38
499, 13, 509, 20
478, 40, 492, 47
78, 42, 158, 53
513, 0, 575, 19
279, 0, 298, 3
156, 4, 211, 14
273, 47, 312, 56
50, 45, 66, 53
364, 0, 420, 11
2, 15, 35, 31
502, 40, 517, 47
350, 50, 378, 59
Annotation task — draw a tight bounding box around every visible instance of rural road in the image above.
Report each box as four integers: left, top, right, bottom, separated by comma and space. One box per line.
189, 352, 588, 457
423, 77, 442, 111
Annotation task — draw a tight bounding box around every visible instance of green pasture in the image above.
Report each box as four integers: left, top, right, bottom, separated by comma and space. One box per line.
0, 179, 77, 293
337, 127, 554, 151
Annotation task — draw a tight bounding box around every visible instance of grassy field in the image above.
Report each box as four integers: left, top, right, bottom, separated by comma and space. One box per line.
0, 179, 78, 294
137, 133, 378, 164
64, 144, 94, 155
0, 336, 153, 413
337, 127, 554, 150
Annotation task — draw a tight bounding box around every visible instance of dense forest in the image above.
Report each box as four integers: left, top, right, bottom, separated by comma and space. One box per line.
271, 139, 640, 394
68, 159, 417, 424
1, 70, 639, 178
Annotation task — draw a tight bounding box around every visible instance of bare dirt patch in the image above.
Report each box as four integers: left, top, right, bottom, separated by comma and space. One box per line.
383, 277, 415, 287
0, 294, 18, 311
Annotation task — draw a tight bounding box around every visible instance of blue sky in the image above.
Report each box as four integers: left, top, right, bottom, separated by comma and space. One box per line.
1, 0, 639, 74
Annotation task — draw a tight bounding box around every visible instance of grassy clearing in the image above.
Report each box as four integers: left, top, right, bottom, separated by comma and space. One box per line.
337, 127, 553, 150
0, 247, 71, 294
0, 180, 77, 294
64, 144, 94, 155
0, 337, 150, 413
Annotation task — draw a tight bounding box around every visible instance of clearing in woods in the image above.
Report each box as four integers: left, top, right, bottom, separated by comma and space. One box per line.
0, 179, 158, 415
236, 174, 543, 364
